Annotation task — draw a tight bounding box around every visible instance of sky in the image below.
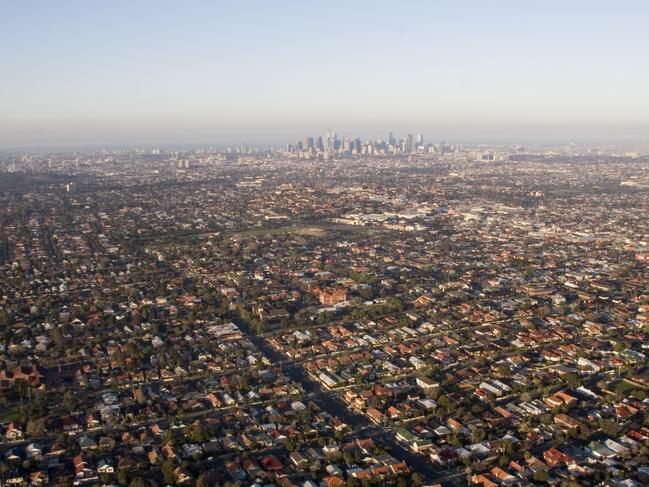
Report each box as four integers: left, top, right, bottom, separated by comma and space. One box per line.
1, 0, 649, 149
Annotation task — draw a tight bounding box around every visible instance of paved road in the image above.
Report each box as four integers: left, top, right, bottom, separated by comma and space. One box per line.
2, 314, 466, 485
232, 317, 467, 485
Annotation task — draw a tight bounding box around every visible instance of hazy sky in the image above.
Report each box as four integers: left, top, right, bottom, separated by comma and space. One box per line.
1, 0, 649, 149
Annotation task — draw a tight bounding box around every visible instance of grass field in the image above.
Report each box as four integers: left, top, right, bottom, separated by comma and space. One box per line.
613, 378, 648, 396
230, 222, 376, 238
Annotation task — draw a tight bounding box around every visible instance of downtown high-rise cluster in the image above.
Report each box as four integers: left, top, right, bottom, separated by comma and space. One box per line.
283, 131, 458, 159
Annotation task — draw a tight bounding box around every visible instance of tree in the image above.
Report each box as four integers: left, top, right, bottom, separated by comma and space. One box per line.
186, 422, 207, 443
284, 438, 296, 452
253, 320, 268, 334
51, 326, 65, 349
161, 460, 177, 485
502, 439, 513, 456
437, 394, 451, 410
62, 389, 77, 413
316, 311, 332, 325
30, 392, 49, 418
26, 418, 46, 437
410, 472, 423, 486
564, 373, 581, 389
599, 418, 620, 437
496, 363, 512, 378
117, 469, 129, 486
471, 428, 485, 444
387, 297, 403, 312
343, 452, 353, 465
0, 309, 12, 327
434, 406, 446, 420
533, 469, 548, 482
130, 478, 147, 487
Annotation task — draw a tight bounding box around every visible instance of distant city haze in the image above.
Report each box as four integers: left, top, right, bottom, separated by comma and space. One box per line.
2, 0, 649, 149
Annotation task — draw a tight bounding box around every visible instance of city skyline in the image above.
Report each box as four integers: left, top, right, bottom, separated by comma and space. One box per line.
2, 1, 649, 149
3, 142, 649, 487
4, 3, 649, 485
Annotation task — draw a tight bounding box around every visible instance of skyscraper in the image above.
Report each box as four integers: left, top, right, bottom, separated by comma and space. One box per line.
353, 138, 361, 154
325, 129, 334, 153
342, 137, 350, 154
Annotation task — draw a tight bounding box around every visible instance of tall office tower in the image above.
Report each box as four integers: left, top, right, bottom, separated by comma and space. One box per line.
353, 138, 361, 154
325, 129, 334, 152
407, 134, 414, 153
305, 137, 314, 151
316, 136, 323, 151
342, 137, 351, 154
388, 132, 396, 146
416, 133, 423, 146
